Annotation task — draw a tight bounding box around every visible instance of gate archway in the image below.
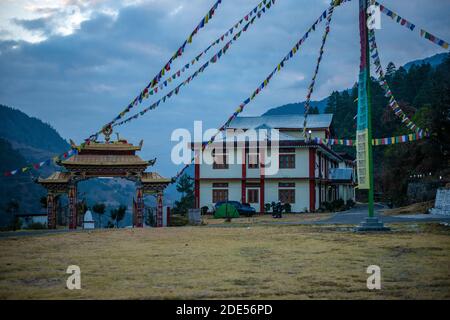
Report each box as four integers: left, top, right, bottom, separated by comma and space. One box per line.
37, 128, 170, 229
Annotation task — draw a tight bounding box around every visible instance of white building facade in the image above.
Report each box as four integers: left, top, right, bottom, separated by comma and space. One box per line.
193, 114, 356, 213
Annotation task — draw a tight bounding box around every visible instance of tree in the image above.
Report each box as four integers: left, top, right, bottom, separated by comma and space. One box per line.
5, 200, 20, 230
92, 203, 106, 228
40, 196, 47, 209
173, 174, 194, 215
309, 106, 320, 114
109, 205, 127, 228
145, 207, 155, 227
385, 62, 396, 79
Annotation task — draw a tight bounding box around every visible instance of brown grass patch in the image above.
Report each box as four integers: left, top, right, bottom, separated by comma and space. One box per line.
0, 223, 449, 299
382, 201, 434, 216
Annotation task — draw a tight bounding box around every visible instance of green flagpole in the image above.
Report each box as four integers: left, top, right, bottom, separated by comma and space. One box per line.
355, 0, 388, 231
364, 1, 375, 218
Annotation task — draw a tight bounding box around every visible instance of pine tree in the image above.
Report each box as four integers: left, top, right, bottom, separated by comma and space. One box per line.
173, 174, 194, 215
385, 62, 396, 79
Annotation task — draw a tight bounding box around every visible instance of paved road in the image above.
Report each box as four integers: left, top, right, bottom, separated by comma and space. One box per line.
1, 204, 449, 238
304, 203, 450, 225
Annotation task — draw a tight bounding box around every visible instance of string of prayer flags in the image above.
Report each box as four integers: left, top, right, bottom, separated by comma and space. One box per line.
303, 4, 336, 136
171, 3, 346, 183
375, 1, 449, 50
152, 0, 222, 86
112, 1, 277, 128
3, 149, 78, 177
368, 29, 427, 135
313, 131, 429, 147
95, 0, 276, 136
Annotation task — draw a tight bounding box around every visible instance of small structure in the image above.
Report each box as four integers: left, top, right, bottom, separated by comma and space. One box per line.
430, 187, 450, 215
188, 208, 202, 225
83, 210, 95, 229
16, 213, 47, 228
37, 128, 171, 229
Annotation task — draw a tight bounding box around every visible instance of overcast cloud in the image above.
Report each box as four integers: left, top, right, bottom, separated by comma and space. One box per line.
0, 0, 449, 177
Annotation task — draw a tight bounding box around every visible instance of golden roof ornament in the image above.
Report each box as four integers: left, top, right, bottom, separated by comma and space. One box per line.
102, 125, 113, 143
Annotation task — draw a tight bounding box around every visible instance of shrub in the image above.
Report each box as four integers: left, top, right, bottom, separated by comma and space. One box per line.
321, 201, 333, 212
26, 222, 46, 230
168, 214, 189, 227
346, 199, 355, 209
283, 203, 292, 213
332, 199, 345, 211
264, 203, 272, 212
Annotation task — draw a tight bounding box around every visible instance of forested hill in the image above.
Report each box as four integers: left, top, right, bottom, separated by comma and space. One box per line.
0, 105, 69, 154
262, 52, 448, 118
329, 53, 450, 205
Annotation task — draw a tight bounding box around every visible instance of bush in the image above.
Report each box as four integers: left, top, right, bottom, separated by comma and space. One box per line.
168, 214, 189, 227
321, 201, 333, 212
264, 203, 272, 212
332, 199, 345, 211
283, 203, 292, 213
346, 199, 355, 209
26, 222, 46, 230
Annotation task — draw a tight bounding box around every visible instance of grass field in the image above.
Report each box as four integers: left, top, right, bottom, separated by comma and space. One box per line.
0, 222, 449, 299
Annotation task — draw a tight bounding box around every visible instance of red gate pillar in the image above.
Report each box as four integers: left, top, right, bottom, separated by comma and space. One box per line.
156, 193, 163, 227
47, 193, 57, 229
135, 187, 144, 228
68, 185, 78, 229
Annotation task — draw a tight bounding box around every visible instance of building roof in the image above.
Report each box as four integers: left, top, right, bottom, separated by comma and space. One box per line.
37, 172, 71, 184
228, 114, 333, 130
330, 168, 354, 182
70, 139, 143, 152
61, 154, 149, 167
141, 172, 171, 183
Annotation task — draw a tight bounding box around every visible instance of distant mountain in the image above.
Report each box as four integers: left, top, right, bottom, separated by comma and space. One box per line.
0, 104, 178, 227
0, 105, 69, 160
262, 98, 328, 116
403, 53, 448, 71
262, 53, 449, 117
0, 137, 46, 226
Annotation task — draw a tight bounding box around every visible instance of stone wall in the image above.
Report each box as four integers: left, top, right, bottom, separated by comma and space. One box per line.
430, 188, 450, 215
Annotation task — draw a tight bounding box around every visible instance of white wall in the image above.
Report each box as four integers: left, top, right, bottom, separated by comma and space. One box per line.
199, 181, 241, 209
264, 180, 310, 213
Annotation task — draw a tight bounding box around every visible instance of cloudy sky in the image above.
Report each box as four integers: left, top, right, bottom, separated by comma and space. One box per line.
0, 0, 449, 177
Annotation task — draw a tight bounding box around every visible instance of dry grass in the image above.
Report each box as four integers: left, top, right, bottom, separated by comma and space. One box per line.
382, 201, 435, 216
0, 223, 449, 300
202, 212, 332, 226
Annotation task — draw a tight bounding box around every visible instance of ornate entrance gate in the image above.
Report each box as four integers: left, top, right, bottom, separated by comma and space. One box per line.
37, 129, 171, 229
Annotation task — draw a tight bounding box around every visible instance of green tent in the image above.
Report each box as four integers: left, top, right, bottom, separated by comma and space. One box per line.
214, 203, 240, 219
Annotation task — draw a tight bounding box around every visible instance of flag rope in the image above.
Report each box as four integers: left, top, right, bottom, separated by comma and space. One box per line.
314, 131, 429, 147
111, 0, 277, 129
302, 4, 336, 137
93, 0, 275, 140
368, 28, 428, 135
375, 1, 449, 50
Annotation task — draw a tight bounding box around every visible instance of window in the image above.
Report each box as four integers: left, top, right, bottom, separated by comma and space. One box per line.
212, 183, 228, 188
247, 189, 259, 203
213, 152, 228, 169
279, 148, 295, 169
279, 182, 295, 203
279, 154, 295, 169
279, 189, 295, 204
213, 189, 228, 203
248, 153, 259, 169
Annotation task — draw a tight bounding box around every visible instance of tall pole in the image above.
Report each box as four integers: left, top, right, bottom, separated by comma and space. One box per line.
362, 0, 375, 218
355, 0, 388, 231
